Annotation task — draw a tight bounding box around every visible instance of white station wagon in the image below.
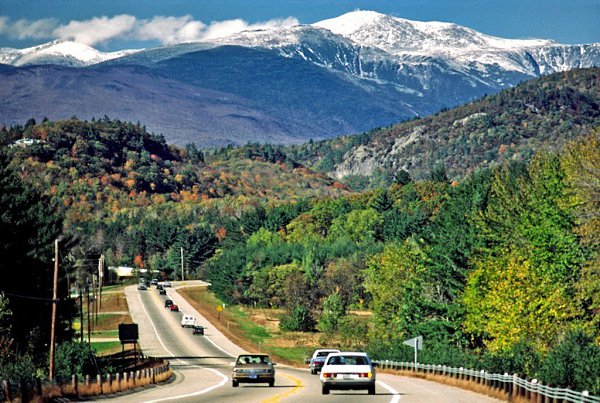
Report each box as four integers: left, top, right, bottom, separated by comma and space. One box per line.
181, 314, 196, 328
319, 352, 377, 395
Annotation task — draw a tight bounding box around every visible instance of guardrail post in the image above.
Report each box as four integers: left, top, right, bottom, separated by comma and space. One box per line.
97, 374, 102, 394
107, 373, 112, 390
85, 374, 90, 387
528, 379, 535, 401
510, 374, 519, 398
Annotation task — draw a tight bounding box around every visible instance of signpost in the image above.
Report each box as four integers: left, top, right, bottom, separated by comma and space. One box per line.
403, 335, 423, 366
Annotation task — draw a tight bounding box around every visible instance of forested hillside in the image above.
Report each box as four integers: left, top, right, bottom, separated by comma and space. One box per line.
287, 68, 600, 189
1, 97, 599, 392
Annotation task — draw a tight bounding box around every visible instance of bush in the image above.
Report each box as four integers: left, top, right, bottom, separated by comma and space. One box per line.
481, 339, 541, 377
538, 331, 600, 394
54, 342, 97, 381
279, 305, 315, 332
317, 293, 345, 333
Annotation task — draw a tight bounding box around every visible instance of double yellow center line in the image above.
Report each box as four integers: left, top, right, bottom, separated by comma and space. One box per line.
261, 374, 303, 403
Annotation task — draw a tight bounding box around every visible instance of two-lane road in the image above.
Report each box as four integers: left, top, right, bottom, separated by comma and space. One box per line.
119, 283, 501, 402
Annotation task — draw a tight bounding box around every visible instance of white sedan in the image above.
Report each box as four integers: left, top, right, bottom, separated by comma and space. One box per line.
319, 352, 376, 395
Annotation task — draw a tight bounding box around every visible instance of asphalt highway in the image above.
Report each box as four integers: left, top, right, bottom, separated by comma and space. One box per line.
111, 282, 501, 403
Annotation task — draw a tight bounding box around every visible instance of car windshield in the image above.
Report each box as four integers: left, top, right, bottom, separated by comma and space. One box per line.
317, 351, 334, 357
237, 355, 269, 365
327, 355, 368, 365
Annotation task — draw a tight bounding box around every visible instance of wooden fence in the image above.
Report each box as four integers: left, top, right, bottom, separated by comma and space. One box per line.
1, 359, 171, 402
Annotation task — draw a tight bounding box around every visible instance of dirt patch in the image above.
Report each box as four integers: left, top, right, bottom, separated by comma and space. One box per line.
99, 294, 129, 313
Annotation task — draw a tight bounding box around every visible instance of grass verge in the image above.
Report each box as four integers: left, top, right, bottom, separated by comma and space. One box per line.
179, 286, 320, 366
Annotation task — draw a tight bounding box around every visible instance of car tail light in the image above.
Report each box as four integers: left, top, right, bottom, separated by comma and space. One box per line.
322, 373, 336, 378
358, 372, 373, 378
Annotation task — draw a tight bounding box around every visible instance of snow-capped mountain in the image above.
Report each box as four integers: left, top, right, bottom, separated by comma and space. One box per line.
1, 10, 599, 147
0, 40, 139, 67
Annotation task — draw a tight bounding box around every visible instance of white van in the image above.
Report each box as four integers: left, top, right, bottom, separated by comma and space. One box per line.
181, 315, 196, 328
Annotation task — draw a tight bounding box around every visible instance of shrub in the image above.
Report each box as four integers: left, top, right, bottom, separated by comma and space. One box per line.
54, 342, 97, 380
279, 305, 315, 332
538, 331, 600, 394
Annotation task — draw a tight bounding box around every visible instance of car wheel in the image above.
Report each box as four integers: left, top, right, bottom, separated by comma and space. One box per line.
368, 384, 376, 395
232, 380, 238, 387
310, 369, 316, 375
322, 385, 330, 395
269, 380, 274, 387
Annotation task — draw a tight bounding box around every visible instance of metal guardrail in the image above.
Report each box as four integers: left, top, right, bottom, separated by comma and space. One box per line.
373, 360, 600, 403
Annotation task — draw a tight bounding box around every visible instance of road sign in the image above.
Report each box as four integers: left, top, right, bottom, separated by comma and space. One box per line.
403, 336, 423, 350
403, 336, 423, 365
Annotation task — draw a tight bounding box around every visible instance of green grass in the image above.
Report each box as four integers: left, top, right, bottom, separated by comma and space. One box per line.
91, 329, 119, 338
92, 341, 122, 356
229, 308, 271, 343
268, 346, 311, 363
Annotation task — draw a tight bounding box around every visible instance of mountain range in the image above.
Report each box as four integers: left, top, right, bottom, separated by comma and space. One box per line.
1, 10, 599, 147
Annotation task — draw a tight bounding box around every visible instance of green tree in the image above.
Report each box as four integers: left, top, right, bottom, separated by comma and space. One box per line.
317, 292, 346, 333
463, 155, 585, 351
538, 331, 600, 394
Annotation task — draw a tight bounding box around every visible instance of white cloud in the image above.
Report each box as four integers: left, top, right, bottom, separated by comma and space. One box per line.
0, 17, 58, 39
134, 15, 206, 44
0, 14, 300, 47
53, 15, 137, 46
202, 17, 299, 40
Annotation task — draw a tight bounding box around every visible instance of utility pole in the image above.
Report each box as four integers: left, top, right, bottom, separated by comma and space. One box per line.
79, 287, 84, 343
86, 284, 91, 344
49, 239, 59, 381
98, 254, 104, 310
180, 247, 184, 281
92, 274, 97, 326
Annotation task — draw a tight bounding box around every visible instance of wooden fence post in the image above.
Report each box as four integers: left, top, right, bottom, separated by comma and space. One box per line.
34, 378, 42, 398
3, 380, 12, 402
72, 374, 78, 398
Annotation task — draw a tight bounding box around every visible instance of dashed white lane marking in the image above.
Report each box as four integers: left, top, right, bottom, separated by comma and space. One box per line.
136, 292, 229, 402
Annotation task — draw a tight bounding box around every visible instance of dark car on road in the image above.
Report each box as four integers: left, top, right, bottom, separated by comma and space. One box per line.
169, 304, 179, 312
164, 299, 173, 308
192, 325, 205, 335
159, 289, 167, 295
232, 354, 275, 387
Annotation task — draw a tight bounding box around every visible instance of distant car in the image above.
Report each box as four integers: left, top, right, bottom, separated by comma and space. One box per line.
164, 299, 173, 308
192, 325, 205, 335
163, 281, 172, 287
137, 283, 147, 290
150, 278, 158, 286
159, 289, 167, 295
232, 354, 275, 387
320, 352, 376, 395
156, 284, 164, 290
307, 349, 340, 375
169, 304, 179, 312
181, 315, 196, 328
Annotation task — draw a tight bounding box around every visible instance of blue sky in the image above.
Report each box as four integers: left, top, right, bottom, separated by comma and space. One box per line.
1, 0, 598, 51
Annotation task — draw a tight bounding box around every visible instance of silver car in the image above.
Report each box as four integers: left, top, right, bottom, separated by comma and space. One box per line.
232, 354, 276, 387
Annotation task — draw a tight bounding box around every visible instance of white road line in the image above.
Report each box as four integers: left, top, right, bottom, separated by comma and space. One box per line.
136, 291, 229, 402
377, 380, 401, 403
165, 290, 236, 358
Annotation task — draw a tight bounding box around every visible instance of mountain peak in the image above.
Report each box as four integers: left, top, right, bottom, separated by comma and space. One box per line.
313, 10, 391, 35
